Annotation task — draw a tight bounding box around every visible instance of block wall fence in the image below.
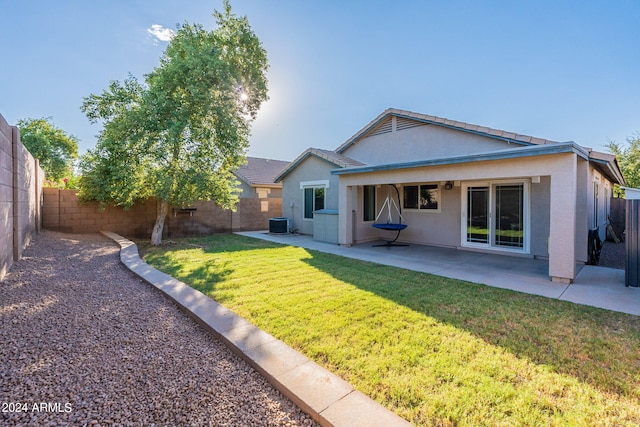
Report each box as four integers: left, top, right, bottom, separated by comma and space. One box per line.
42, 189, 283, 238
0, 113, 45, 281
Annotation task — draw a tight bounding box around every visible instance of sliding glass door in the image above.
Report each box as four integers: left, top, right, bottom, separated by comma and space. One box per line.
463, 181, 528, 252
494, 184, 524, 248
466, 187, 489, 244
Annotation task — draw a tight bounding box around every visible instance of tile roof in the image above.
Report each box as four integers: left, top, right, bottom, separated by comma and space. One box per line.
234, 157, 290, 186
274, 148, 364, 182
306, 148, 365, 168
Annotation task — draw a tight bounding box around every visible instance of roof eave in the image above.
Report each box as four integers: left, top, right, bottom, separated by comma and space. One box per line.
274, 148, 346, 182
250, 182, 283, 188
589, 158, 626, 186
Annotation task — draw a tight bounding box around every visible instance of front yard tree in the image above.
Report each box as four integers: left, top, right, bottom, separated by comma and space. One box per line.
17, 117, 79, 182
78, 1, 268, 245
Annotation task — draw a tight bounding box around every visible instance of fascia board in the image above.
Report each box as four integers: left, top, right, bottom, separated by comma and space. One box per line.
332, 142, 584, 176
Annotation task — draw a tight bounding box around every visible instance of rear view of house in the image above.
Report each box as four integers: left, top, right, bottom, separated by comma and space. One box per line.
275, 108, 624, 284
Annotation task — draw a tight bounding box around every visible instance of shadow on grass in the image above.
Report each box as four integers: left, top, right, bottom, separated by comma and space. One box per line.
140, 234, 281, 296
141, 234, 640, 402
301, 250, 640, 399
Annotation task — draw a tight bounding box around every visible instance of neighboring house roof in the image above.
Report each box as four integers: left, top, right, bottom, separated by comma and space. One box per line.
335, 108, 565, 154
235, 157, 290, 187
274, 148, 364, 182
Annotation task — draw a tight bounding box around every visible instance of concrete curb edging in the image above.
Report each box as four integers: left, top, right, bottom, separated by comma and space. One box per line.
101, 231, 413, 427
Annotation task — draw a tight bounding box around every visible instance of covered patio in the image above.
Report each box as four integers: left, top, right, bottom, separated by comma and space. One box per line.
237, 231, 639, 316
334, 147, 592, 284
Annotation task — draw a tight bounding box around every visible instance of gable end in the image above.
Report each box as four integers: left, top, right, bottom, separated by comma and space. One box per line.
363, 116, 393, 138
396, 116, 428, 131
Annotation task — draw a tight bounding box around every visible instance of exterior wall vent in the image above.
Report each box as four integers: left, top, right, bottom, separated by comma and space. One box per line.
396, 116, 426, 131
365, 117, 393, 137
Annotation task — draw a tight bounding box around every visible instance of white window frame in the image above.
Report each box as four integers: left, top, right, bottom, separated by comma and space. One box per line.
401, 183, 442, 213
301, 180, 329, 221
460, 179, 531, 254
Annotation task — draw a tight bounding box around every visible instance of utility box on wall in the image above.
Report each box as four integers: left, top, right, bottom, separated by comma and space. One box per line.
313, 209, 339, 244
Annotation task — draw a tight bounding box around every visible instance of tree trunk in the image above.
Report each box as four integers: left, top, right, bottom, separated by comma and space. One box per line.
151, 200, 169, 245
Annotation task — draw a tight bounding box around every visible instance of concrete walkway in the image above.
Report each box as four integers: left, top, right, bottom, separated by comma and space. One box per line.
102, 232, 412, 427
237, 231, 640, 316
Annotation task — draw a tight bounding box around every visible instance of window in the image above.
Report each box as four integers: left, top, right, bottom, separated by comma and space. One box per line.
363, 185, 376, 221
403, 184, 439, 210
304, 187, 325, 219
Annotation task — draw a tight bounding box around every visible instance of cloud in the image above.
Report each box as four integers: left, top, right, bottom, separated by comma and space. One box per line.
147, 24, 175, 42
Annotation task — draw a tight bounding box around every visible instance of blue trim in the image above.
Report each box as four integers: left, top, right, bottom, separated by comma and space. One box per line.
332, 142, 588, 175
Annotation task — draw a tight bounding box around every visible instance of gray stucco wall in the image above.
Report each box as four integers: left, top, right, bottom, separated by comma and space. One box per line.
341, 123, 513, 165
237, 180, 254, 198
237, 180, 282, 198
281, 155, 340, 235
530, 176, 551, 258
375, 183, 461, 248
354, 178, 551, 258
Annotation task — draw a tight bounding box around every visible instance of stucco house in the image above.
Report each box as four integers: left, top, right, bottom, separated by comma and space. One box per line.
234, 157, 290, 198
275, 108, 624, 284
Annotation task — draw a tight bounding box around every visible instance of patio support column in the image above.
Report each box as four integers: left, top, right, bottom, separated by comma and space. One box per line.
548, 154, 578, 283
338, 183, 353, 246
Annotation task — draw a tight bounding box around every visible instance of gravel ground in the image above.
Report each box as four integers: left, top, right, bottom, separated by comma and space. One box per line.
599, 241, 625, 269
0, 231, 318, 427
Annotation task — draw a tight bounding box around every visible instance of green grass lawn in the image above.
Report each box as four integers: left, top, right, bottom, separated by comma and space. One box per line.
141, 234, 640, 426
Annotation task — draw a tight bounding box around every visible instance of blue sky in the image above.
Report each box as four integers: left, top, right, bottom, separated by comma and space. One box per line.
1, 1, 639, 161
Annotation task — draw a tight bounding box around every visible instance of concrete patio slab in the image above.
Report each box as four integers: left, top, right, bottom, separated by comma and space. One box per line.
101, 231, 411, 427
563, 266, 640, 315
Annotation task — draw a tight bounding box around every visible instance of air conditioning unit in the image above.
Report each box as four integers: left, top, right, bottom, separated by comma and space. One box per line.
269, 217, 289, 234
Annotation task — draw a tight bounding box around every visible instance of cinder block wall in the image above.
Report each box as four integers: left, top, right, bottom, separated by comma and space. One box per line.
166, 198, 282, 237
0, 113, 44, 281
43, 189, 157, 237
43, 189, 282, 238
